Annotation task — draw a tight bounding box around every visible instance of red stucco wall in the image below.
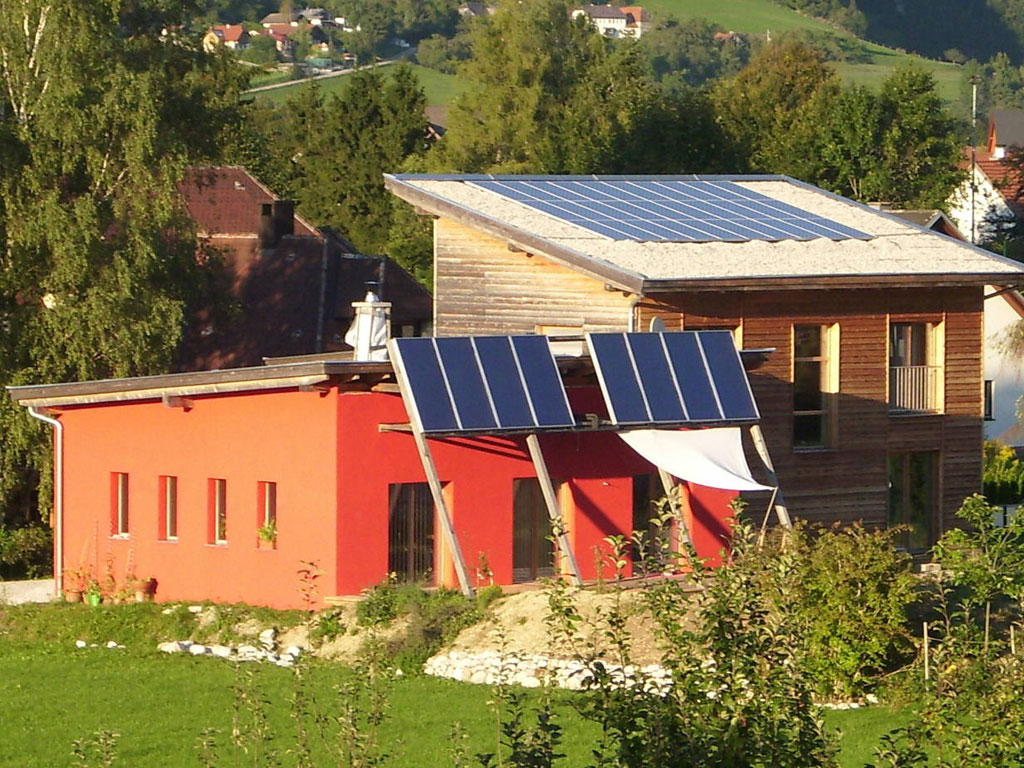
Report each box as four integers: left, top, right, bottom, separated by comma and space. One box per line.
58, 388, 338, 609
54, 384, 738, 609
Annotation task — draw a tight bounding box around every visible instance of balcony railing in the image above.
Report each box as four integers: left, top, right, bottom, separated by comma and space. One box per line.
889, 365, 941, 414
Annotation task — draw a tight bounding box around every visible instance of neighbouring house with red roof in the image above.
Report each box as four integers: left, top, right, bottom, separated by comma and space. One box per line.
571, 5, 648, 38
948, 110, 1024, 245
202, 24, 250, 53
176, 167, 432, 371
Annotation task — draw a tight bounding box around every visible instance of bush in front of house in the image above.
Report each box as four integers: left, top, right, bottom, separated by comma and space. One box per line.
0, 524, 52, 579
786, 523, 918, 700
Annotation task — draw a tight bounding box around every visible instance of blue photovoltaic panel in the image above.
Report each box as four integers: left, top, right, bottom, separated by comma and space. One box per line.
471, 178, 871, 244
586, 334, 650, 424
510, 336, 575, 428
434, 338, 496, 430
626, 334, 686, 423
662, 333, 722, 422
395, 338, 459, 432
474, 336, 535, 429
392, 336, 574, 434
697, 332, 759, 421
587, 330, 759, 426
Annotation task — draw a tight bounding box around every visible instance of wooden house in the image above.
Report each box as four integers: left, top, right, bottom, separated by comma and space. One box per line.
385, 174, 1024, 548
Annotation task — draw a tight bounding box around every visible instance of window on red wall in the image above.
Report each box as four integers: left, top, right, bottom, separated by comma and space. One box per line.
208, 478, 227, 544
257, 481, 277, 549
158, 476, 177, 541
111, 472, 129, 537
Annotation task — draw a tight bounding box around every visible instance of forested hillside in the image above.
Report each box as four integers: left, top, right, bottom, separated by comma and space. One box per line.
779, 0, 1024, 66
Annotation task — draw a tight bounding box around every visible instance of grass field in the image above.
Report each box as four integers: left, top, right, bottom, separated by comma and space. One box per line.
253, 64, 467, 108
646, 0, 963, 102
0, 635, 904, 767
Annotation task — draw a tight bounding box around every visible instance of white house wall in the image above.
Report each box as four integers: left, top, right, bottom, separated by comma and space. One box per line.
985, 286, 1024, 446
948, 166, 1015, 245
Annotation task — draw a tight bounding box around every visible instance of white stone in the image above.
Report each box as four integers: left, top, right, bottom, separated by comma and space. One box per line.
106, 640, 118, 649
210, 645, 232, 658
520, 676, 541, 688
75, 640, 87, 648
284, 645, 302, 658
258, 628, 277, 648
188, 605, 203, 614
161, 606, 178, 615
865, 694, 879, 705
189, 644, 208, 655
275, 657, 294, 667
157, 641, 180, 653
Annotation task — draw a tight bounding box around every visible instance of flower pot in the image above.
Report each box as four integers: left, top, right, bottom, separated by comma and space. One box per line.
64, 589, 83, 603
86, 592, 102, 607
131, 578, 156, 602
257, 537, 276, 551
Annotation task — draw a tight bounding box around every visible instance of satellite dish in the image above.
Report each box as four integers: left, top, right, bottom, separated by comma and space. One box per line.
649, 317, 667, 333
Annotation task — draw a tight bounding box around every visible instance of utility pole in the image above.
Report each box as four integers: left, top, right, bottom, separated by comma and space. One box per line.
971, 75, 982, 245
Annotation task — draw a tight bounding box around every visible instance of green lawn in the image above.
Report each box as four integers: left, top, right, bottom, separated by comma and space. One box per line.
253, 63, 467, 108
641, 0, 963, 102
0, 637, 903, 767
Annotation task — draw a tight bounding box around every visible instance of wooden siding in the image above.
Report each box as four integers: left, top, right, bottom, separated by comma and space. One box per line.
433, 219, 634, 336
432, 223, 985, 535
640, 287, 984, 535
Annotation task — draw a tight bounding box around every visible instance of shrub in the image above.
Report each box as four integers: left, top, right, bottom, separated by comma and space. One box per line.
548, 522, 839, 768
983, 440, 1024, 504
787, 523, 918, 700
0, 524, 53, 579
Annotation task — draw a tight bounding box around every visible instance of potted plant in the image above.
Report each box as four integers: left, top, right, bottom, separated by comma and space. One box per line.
85, 578, 102, 607
129, 576, 157, 602
257, 520, 277, 550
63, 568, 86, 603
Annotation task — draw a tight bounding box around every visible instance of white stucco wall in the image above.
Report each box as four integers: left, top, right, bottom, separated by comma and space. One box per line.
985, 286, 1024, 446
948, 167, 1015, 245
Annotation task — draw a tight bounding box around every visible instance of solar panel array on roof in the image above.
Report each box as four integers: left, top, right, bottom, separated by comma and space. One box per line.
587, 330, 759, 426
391, 336, 575, 434
471, 178, 871, 243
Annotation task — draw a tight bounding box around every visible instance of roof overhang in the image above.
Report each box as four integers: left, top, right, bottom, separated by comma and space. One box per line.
385, 174, 1024, 294
8, 349, 772, 409
7, 360, 393, 408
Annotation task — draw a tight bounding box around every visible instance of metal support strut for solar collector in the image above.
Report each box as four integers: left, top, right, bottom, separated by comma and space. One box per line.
525, 434, 583, 587
748, 424, 792, 529
408, 428, 474, 596
656, 469, 695, 551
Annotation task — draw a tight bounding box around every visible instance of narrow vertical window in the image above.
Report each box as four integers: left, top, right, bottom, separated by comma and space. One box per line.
209, 478, 227, 544
159, 476, 177, 540
388, 483, 435, 583
257, 481, 277, 549
793, 324, 838, 449
111, 473, 129, 536
984, 380, 995, 421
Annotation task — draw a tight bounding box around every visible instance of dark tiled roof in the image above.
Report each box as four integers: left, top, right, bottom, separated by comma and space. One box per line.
176, 168, 432, 371
578, 4, 627, 19
179, 167, 319, 237
992, 109, 1024, 149
261, 11, 300, 24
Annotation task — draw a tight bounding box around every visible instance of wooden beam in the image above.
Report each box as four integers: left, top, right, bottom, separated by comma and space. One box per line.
526, 434, 582, 587
748, 424, 792, 529
411, 429, 473, 596
378, 422, 413, 433
370, 382, 402, 393
657, 469, 694, 552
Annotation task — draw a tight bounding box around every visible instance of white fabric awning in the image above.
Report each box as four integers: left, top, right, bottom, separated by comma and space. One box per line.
618, 427, 772, 492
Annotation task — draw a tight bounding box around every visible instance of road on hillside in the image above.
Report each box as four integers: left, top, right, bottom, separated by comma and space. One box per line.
243, 48, 415, 95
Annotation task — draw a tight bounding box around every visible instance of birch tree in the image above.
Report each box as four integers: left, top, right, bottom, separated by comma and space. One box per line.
0, 0, 244, 521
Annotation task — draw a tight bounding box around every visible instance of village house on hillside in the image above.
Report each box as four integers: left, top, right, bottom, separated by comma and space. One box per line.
571, 5, 649, 38
202, 24, 250, 53
386, 173, 1024, 550
948, 109, 1024, 245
